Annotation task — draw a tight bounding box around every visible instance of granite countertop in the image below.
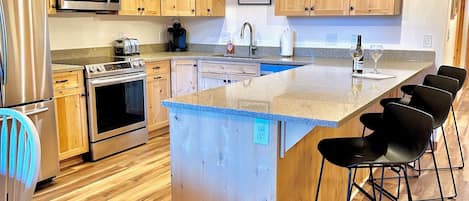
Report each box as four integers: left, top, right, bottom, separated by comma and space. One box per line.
163, 59, 434, 127
52, 64, 84, 73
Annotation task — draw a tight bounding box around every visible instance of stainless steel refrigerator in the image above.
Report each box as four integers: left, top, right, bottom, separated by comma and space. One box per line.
0, 0, 59, 182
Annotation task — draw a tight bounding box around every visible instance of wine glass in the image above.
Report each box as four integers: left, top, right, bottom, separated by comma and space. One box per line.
349, 45, 359, 73
370, 44, 384, 73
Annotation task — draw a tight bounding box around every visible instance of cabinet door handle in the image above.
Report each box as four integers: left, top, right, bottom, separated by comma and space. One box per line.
310, 6, 314, 11
304, 7, 309, 11
152, 66, 161, 70
207, 8, 211, 12
142, 7, 145, 11
55, 79, 69, 84
51, 4, 56, 8
350, 6, 354, 11
154, 76, 163, 80
81, 93, 86, 97
192, 9, 195, 13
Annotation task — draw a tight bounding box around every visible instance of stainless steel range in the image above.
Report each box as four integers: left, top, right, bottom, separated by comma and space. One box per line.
55, 57, 148, 161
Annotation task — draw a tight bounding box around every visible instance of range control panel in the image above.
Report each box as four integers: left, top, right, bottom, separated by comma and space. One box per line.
85, 58, 145, 78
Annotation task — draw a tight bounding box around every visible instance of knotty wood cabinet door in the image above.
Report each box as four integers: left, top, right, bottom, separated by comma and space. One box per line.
161, 0, 196, 16
141, 0, 161, 16
275, 0, 311, 16
171, 60, 198, 97
119, 0, 140, 15
311, 0, 349, 16
53, 71, 89, 161
350, 0, 402, 15
196, 0, 225, 16
47, 0, 57, 14
147, 73, 171, 131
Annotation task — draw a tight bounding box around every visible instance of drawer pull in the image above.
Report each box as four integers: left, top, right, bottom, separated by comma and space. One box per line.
154, 76, 163, 80
55, 79, 69, 84
152, 66, 161, 70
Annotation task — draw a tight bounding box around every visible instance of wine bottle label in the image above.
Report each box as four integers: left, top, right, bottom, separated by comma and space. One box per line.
356, 57, 363, 73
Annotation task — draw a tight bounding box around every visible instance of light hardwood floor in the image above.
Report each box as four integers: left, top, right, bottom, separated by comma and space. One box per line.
34, 84, 469, 201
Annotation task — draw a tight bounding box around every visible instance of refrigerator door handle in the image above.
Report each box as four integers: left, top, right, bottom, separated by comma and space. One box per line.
24, 107, 49, 116
0, 107, 49, 121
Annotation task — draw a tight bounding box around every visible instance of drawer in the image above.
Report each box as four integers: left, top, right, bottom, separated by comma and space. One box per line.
146, 60, 170, 75
53, 71, 83, 91
199, 61, 259, 75
54, 86, 84, 98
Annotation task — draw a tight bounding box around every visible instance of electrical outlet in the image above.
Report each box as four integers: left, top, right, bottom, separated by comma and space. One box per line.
423, 34, 433, 48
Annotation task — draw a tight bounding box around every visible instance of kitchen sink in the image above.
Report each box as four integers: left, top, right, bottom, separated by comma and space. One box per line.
212, 54, 263, 59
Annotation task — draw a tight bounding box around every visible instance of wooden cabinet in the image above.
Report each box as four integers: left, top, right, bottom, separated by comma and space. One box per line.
145, 60, 171, 131
275, 0, 401, 16
312, 0, 349, 16
47, 0, 57, 15
53, 71, 89, 161
350, 0, 401, 15
161, 0, 196, 16
171, 59, 198, 97
198, 60, 259, 91
196, 0, 225, 16
120, 0, 161, 16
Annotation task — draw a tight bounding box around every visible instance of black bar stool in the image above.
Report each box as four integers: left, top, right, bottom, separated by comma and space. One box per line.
398, 66, 466, 169
314, 101, 438, 201
361, 84, 457, 200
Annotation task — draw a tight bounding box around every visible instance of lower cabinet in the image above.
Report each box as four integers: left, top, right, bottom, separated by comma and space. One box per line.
53, 70, 89, 161
145, 60, 172, 131
171, 59, 198, 97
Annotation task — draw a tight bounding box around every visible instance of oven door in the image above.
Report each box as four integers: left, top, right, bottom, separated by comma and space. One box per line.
87, 73, 147, 142
58, 0, 121, 11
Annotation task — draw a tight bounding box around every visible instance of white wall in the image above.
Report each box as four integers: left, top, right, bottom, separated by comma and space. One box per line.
182, 0, 450, 65
48, 13, 171, 50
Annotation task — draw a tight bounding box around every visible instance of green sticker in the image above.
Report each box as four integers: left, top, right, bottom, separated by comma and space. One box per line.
254, 118, 270, 145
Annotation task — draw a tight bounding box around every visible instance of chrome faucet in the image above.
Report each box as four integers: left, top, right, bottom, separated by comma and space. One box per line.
240, 22, 257, 57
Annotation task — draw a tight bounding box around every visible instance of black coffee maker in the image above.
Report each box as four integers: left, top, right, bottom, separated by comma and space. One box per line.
167, 22, 187, 52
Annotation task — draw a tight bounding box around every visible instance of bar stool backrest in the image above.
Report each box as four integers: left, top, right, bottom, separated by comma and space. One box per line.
408, 85, 453, 128
438, 65, 467, 90
423, 74, 459, 98
382, 103, 434, 163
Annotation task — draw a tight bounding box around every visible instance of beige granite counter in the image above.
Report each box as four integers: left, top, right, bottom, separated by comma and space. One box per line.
52, 64, 84, 73
163, 59, 434, 127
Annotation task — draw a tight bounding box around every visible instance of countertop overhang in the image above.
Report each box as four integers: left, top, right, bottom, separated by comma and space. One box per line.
163, 58, 434, 128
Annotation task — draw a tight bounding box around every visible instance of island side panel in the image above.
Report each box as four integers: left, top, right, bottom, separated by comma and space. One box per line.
169, 108, 279, 201
276, 93, 390, 201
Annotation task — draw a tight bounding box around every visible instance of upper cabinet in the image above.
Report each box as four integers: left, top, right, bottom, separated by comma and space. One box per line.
275, 0, 401, 16
196, 0, 225, 16
161, 0, 196, 16
47, 0, 56, 15
349, 0, 401, 16
120, 0, 161, 16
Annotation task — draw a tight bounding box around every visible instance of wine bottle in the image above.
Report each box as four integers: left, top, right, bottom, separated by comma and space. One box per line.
354, 35, 364, 74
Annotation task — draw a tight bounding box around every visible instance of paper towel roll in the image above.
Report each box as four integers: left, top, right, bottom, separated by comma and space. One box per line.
280, 28, 294, 57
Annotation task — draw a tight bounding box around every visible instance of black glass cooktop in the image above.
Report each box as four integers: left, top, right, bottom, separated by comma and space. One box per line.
53, 56, 130, 66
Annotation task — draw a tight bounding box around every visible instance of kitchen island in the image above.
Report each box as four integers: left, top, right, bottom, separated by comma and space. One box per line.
162, 59, 434, 201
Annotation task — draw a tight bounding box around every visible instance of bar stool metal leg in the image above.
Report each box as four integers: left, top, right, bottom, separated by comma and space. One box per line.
402, 164, 413, 201
451, 105, 465, 169
440, 127, 458, 198
346, 168, 353, 201
315, 157, 325, 201
429, 140, 445, 200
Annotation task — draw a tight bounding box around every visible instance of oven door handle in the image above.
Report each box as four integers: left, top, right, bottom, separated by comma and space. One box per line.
90, 73, 146, 86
